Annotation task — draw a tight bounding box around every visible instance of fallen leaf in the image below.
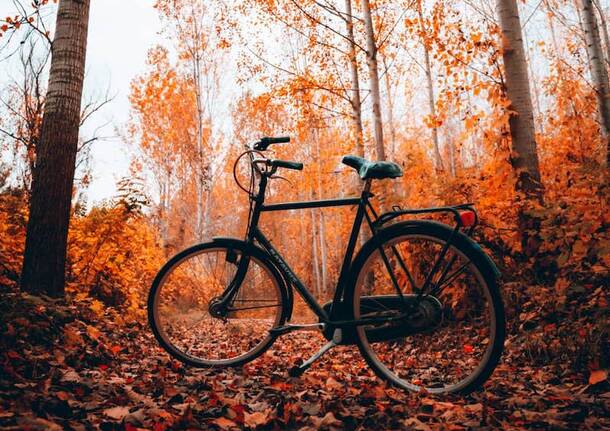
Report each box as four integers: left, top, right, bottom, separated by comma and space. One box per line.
86, 324, 102, 341
211, 416, 238, 429
589, 370, 608, 385
104, 406, 130, 420
310, 412, 341, 429
244, 410, 269, 428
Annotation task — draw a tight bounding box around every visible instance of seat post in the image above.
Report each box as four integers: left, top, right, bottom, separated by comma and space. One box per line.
362, 178, 372, 194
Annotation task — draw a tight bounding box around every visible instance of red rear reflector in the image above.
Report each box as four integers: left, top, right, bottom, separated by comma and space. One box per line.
459, 210, 475, 227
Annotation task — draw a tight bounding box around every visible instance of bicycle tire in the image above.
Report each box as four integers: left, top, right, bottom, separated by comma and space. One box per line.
345, 220, 505, 395
148, 238, 289, 368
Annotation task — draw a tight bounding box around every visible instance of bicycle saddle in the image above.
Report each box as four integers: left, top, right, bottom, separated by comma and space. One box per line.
342, 155, 403, 180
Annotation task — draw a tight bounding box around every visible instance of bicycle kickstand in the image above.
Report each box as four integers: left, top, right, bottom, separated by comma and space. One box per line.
287, 329, 342, 377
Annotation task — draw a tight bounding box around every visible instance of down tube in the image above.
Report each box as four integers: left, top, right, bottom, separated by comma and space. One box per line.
253, 228, 329, 321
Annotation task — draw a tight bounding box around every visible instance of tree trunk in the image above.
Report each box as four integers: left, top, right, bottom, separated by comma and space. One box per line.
382, 55, 397, 160
344, 0, 365, 158
192, 51, 205, 241
523, 24, 543, 134
447, 132, 457, 177
495, 0, 543, 199
310, 206, 321, 296
341, 2, 373, 239
362, 0, 385, 160
592, 0, 610, 67
314, 137, 328, 296
580, 0, 610, 166
20, 0, 91, 297
417, 0, 444, 171
203, 186, 213, 239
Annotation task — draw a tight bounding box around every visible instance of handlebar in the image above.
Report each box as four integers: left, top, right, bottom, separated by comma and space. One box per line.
270, 159, 303, 171
234, 137, 302, 195
253, 136, 290, 151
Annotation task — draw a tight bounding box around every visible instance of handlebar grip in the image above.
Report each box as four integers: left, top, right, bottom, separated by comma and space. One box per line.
261, 136, 290, 144
271, 159, 303, 171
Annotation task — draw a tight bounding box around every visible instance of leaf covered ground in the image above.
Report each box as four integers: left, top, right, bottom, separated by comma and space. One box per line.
0, 283, 608, 431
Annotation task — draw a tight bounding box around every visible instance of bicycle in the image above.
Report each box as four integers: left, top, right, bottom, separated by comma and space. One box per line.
148, 136, 505, 395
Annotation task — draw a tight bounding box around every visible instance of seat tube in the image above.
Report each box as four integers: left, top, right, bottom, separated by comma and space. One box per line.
329, 179, 372, 317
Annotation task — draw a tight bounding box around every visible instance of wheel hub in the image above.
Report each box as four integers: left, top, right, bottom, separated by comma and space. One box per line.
407, 295, 443, 331
208, 296, 228, 319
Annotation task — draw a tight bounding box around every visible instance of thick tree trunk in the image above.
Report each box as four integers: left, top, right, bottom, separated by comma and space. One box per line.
495, 0, 543, 199
362, 0, 385, 160
580, 0, 610, 166
417, 1, 444, 171
20, 0, 91, 297
344, 0, 365, 158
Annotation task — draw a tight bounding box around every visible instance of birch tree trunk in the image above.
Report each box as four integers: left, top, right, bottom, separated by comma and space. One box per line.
592, 0, 610, 67
362, 0, 385, 160
344, 0, 365, 158
382, 56, 397, 160
580, 0, 610, 166
20, 0, 91, 297
417, 0, 444, 171
314, 136, 328, 296
310, 204, 321, 296
523, 26, 543, 134
495, 0, 543, 199
192, 49, 206, 241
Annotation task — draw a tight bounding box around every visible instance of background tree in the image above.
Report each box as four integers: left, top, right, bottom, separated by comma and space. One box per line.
20, 0, 91, 297
579, 0, 610, 166
495, 0, 543, 201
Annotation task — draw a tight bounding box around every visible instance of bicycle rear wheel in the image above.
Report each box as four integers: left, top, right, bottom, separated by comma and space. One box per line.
148, 239, 287, 367
346, 221, 505, 394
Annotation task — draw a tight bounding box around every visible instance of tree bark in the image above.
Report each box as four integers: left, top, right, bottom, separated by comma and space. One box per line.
495, 0, 543, 200
344, 0, 365, 158
314, 136, 328, 296
592, 0, 610, 67
580, 0, 610, 166
362, 0, 385, 160
382, 55, 397, 160
20, 0, 91, 297
417, 0, 444, 171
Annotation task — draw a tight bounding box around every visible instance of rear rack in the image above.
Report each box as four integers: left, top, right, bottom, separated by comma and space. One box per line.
375, 203, 479, 236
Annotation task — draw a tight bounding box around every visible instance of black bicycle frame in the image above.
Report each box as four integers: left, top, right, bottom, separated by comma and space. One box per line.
219, 170, 477, 330
243, 174, 375, 324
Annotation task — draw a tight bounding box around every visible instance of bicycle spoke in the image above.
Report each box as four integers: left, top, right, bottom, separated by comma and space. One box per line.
152, 245, 283, 365
430, 261, 471, 296
390, 244, 419, 292
352, 229, 501, 395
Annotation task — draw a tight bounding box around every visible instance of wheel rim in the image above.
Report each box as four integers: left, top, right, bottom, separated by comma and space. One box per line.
353, 234, 497, 393
152, 247, 283, 365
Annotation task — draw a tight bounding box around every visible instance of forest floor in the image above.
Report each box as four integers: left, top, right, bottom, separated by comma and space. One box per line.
0, 283, 608, 431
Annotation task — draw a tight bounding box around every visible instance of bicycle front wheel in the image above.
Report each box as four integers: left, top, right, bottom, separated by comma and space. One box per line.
347, 221, 505, 394
148, 239, 287, 367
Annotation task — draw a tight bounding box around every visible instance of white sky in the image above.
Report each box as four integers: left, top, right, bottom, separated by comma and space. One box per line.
79, 0, 165, 203
0, 0, 166, 203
